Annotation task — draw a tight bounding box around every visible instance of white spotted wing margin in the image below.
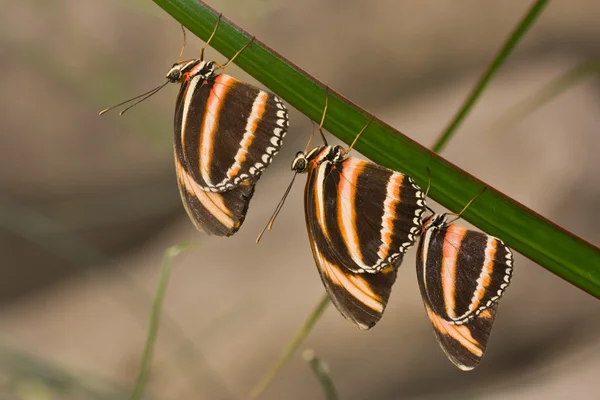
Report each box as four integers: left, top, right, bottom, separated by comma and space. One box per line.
416, 213, 514, 370
301, 146, 426, 329
308, 151, 426, 275
174, 73, 289, 194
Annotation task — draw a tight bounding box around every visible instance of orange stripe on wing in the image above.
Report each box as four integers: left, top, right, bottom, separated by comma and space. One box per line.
377, 173, 404, 260
199, 74, 237, 186
337, 158, 366, 268
426, 305, 482, 357
469, 237, 498, 313
175, 158, 234, 229
225, 90, 269, 179
318, 249, 383, 313
442, 225, 468, 319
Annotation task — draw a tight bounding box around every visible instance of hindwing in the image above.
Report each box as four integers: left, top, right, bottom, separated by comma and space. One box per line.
423, 301, 498, 371
174, 153, 255, 236
174, 73, 288, 193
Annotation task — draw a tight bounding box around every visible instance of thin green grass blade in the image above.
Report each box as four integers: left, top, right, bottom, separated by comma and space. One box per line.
151, 0, 600, 299
432, 0, 550, 152
302, 350, 339, 400
0, 344, 130, 399
249, 294, 330, 399
129, 242, 197, 400
493, 58, 600, 130
0, 198, 233, 397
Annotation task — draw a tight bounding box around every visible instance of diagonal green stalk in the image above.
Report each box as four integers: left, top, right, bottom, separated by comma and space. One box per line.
249, 294, 330, 399
303, 349, 339, 400
432, 0, 550, 152
130, 242, 197, 400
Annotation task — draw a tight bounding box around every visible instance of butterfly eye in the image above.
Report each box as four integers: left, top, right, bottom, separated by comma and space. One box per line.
291, 153, 307, 172
166, 68, 182, 82
203, 61, 216, 74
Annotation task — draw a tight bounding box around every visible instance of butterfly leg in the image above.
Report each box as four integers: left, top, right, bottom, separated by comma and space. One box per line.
200, 13, 223, 61
214, 36, 255, 70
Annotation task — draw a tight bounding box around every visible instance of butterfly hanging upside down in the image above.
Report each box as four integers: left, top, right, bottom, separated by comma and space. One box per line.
416, 205, 514, 371
291, 143, 427, 330
257, 89, 427, 330
100, 15, 289, 236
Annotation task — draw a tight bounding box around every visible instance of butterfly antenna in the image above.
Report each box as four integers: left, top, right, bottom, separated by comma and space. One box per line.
200, 13, 222, 61
447, 187, 488, 224
256, 173, 298, 243
346, 115, 375, 154
99, 81, 169, 116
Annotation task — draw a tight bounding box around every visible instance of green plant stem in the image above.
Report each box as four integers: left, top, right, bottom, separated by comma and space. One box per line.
303, 350, 339, 400
130, 243, 196, 400
249, 294, 330, 399
432, 0, 550, 152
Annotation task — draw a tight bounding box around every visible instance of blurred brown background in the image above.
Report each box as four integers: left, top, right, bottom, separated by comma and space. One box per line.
0, 0, 599, 399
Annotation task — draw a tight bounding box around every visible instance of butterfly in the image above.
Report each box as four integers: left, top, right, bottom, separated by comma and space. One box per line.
101, 16, 289, 236
416, 208, 514, 370
279, 103, 426, 329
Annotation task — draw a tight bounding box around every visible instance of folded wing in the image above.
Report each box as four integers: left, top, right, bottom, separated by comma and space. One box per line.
174, 73, 288, 193
417, 221, 513, 323
175, 155, 255, 236
307, 156, 426, 274
304, 159, 409, 329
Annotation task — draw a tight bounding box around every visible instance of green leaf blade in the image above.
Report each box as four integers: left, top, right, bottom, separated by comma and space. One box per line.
152, 0, 600, 296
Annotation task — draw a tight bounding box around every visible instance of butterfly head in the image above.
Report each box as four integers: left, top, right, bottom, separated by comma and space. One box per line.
291, 151, 309, 173
166, 60, 216, 83
291, 145, 345, 173
422, 213, 448, 233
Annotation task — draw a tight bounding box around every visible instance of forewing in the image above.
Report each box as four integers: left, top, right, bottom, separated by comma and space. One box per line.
174, 73, 288, 193
304, 163, 397, 329
417, 221, 513, 323
175, 153, 255, 236
314, 156, 425, 273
